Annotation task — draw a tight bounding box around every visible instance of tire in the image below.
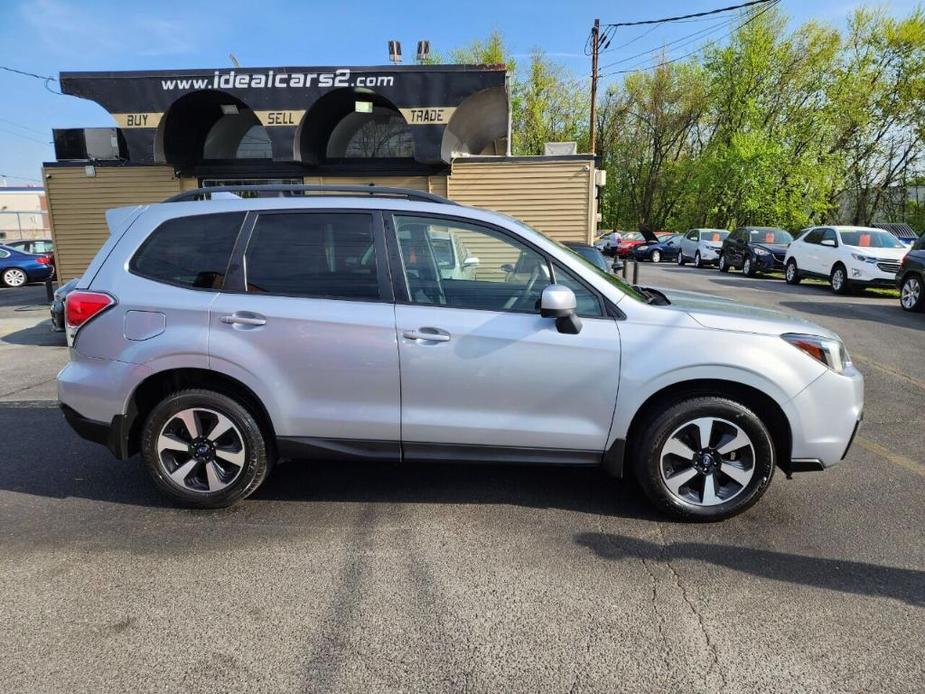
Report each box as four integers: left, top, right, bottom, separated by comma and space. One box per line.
785, 259, 801, 285
830, 264, 850, 295
694, 252, 703, 268
631, 396, 776, 522
1, 268, 28, 288
141, 388, 272, 508
900, 273, 924, 312
743, 255, 757, 277
651, 250, 661, 263
718, 253, 729, 273
677, 252, 686, 266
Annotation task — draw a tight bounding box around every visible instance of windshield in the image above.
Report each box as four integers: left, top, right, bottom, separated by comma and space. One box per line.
701, 230, 729, 243
568, 245, 610, 271
749, 228, 792, 244
839, 230, 906, 249
621, 232, 645, 242
554, 240, 647, 302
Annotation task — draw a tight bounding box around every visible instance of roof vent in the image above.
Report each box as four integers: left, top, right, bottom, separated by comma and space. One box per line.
544, 142, 577, 156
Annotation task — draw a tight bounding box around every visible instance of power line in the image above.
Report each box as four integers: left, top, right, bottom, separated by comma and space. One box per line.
0, 64, 63, 95
0, 116, 49, 137
0, 126, 51, 146
599, 14, 738, 71
599, 0, 780, 78
603, 0, 776, 28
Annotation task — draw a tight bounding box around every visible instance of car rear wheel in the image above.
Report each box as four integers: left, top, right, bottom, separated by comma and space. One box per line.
1, 268, 27, 288
651, 250, 661, 263
694, 252, 703, 268
830, 264, 850, 295
632, 396, 776, 521
785, 259, 801, 285
141, 389, 272, 508
900, 274, 924, 312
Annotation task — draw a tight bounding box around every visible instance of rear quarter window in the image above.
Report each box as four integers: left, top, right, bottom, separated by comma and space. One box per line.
129, 212, 245, 290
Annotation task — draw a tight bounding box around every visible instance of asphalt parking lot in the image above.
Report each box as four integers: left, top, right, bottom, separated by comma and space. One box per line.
1, 268, 923, 694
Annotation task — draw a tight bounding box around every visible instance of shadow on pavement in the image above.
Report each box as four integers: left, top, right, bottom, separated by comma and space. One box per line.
0, 400, 660, 521
779, 300, 925, 331
1, 320, 65, 346
575, 531, 925, 606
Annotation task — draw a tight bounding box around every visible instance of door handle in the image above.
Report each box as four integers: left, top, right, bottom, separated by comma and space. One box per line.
402, 328, 451, 342
221, 313, 267, 327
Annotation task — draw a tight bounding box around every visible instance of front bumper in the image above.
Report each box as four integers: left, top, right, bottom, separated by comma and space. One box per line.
787, 365, 864, 468
699, 246, 721, 262
754, 253, 786, 271
848, 262, 897, 286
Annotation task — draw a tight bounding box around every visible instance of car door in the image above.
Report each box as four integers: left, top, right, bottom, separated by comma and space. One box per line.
209, 209, 401, 456
725, 229, 742, 267
388, 212, 622, 460
796, 228, 822, 274
682, 230, 698, 260
816, 228, 839, 276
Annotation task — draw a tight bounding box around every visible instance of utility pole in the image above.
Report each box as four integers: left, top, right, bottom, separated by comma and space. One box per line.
589, 18, 600, 155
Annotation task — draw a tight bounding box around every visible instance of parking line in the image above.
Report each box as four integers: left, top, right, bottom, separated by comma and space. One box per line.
851, 353, 925, 393
855, 436, 925, 477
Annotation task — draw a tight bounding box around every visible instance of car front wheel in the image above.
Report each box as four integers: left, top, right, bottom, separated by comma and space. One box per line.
651, 250, 661, 263
677, 252, 686, 266
694, 252, 703, 268
900, 274, 924, 312
718, 253, 729, 273
632, 396, 776, 521
743, 256, 757, 277
141, 388, 272, 508
785, 259, 801, 285
830, 264, 850, 295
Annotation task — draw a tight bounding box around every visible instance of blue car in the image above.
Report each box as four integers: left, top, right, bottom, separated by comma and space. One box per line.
633, 234, 683, 263
0, 244, 54, 287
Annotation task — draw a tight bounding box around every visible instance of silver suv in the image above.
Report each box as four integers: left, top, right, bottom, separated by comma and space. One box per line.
58, 185, 864, 521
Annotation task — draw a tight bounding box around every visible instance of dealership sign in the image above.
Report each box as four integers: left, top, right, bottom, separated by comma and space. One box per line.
58, 64, 507, 166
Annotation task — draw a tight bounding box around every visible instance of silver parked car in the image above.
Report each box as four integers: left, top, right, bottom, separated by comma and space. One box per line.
678, 228, 730, 268
58, 185, 863, 521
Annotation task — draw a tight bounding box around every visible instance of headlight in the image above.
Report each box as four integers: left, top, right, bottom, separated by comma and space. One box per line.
782, 333, 851, 374
753, 247, 770, 256
850, 252, 878, 263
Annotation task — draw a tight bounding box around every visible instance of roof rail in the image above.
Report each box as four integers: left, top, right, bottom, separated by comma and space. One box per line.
163, 184, 455, 205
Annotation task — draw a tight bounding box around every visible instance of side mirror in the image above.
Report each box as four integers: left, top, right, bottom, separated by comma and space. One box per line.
821, 239, 836, 247
501, 263, 515, 273
463, 256, 480, 267
540, 284, 582, 334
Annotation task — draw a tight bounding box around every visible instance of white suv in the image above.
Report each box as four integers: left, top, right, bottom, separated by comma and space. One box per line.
784, 226, 909, 294
677, 229, 729, 267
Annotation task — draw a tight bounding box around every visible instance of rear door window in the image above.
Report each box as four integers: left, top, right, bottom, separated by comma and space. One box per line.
130, 212, 245, 290
244, 212, 380, 301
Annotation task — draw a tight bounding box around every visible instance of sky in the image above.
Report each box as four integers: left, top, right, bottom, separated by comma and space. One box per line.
0, 0, 920, 184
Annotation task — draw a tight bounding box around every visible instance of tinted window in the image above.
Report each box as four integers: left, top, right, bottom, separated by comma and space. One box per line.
820, 228, 838, 245
0, 248, 9, 259
245, 212, 379, 300
552, 262, 603, 317
915, 235, 925, 250
130, 212, 244, 289
686, 230, 698, 240
804, 229, 823, 244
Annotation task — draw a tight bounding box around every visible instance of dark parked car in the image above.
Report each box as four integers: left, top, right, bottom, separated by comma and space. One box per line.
563, 241, 622, 273
634, 234, 682, 263
50, 277, 79, 331
719, 227, 793, 276
897, 233, 925, 312
0, 244, 54, 287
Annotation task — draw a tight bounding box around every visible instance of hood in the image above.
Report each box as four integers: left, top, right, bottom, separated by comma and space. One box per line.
754, 243, 790, 254
844, 245, 908, 260
650, 286, 838, 339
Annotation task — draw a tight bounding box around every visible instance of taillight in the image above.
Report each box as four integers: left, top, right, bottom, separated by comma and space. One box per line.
36, 255, 50, 265
65, 291, 115, 330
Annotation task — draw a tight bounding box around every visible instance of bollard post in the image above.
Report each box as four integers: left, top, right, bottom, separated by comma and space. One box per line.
632, 257, 639, 285
45, 277, 54, 304
621, 256, 628, 279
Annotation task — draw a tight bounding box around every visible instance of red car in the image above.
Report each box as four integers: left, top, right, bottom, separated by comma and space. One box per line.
614, 231, 647, 258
